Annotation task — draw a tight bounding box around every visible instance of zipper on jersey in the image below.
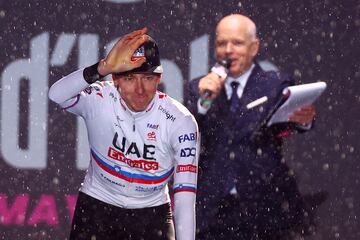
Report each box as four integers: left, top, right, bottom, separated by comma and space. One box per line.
132, 119, 135, 132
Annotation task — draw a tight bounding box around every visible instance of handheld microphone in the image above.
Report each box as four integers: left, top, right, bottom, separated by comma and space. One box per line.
203, 58, 232, 98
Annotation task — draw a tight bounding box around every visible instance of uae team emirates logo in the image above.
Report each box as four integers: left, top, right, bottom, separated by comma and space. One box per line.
147, 131, 156, 141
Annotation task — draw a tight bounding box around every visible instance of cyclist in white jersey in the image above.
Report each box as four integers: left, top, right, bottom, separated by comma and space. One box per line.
49, 28, 199, 240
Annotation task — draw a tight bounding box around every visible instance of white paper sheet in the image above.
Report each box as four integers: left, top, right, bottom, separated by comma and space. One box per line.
267, 82, 327, 126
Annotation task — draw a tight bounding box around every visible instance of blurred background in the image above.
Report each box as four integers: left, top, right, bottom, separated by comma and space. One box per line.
0, 0, 359, 239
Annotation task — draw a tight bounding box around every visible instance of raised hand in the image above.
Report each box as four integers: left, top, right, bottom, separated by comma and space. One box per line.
97, 27, 149, 76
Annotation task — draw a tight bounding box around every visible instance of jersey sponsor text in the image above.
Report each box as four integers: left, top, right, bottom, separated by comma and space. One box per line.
108, 147, 159, 171
176, 164, 197, 173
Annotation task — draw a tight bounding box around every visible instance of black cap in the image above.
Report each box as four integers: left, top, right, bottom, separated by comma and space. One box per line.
122, 37, 163, 75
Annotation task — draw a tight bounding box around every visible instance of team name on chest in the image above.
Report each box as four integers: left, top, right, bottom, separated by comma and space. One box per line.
112, 132, 155, 160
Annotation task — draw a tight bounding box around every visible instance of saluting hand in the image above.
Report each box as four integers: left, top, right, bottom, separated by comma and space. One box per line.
97, 27, 149, 76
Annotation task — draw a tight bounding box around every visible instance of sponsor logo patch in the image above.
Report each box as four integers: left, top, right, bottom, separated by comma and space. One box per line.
108, 147, 158, 171
109, 92, 118, 102
147, 123, 159, 129
84, 85, 100, 95
178, 132, 197, 143
180, 147, 196, 157
131, 45, 145, 60
100, 173, 125, 187
176, 164, 197, 173
135, 184, 165, 192
147, 131, 156, 141
158, 105, 176, 122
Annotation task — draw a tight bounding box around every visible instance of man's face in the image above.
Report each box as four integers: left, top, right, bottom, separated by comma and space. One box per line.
113, 73, 161, 112
215, 20, 259, 77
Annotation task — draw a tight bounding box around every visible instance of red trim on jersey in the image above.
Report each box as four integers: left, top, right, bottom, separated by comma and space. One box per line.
157, 91, 167, 99
174, 188, 197, 194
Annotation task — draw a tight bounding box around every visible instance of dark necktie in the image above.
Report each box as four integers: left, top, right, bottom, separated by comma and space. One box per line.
230, 81, 240, 113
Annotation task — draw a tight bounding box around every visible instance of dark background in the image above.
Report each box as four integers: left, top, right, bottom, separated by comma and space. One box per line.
0, 0, 359, 239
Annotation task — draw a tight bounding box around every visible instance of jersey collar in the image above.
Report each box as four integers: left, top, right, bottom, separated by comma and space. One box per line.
118, 92, 158, 119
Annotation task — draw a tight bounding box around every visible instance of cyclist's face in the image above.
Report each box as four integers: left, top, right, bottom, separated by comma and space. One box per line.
113, 73, 161, 112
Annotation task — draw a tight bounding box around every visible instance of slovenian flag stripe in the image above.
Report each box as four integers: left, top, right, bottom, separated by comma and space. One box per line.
91, 149, 174, 184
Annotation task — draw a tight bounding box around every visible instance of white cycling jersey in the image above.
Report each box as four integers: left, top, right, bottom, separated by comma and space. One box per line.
49, 69, 199, 240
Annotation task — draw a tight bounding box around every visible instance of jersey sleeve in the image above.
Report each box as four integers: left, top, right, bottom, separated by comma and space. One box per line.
48, 68, 104, 118
170, 114, 199, 240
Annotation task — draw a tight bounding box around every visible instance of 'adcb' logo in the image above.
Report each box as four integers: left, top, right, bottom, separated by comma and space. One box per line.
180, 148, 196, 157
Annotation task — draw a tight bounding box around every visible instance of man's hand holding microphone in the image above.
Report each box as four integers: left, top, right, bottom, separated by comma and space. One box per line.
198, 59, 231, 108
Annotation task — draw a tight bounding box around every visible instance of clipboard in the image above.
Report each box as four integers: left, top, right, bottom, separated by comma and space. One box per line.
267, 81, 327, 126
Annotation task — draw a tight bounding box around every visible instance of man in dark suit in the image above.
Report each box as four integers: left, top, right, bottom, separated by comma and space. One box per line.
185, 14, 319, 239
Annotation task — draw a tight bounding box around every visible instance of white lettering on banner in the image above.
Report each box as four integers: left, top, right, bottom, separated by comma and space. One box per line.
1, 33, 49, 169
190, 34, 209, 80
0, 32, 210, 170
161, 59, 184, 102
50, 34, 76, 66
104, 38, 117, 82
49, 33, 92, 170
76, 34, 99, 170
